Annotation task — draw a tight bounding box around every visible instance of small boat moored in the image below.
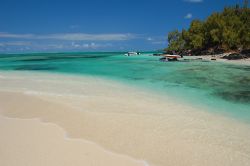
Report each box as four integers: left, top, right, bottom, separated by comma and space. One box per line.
125, 52, 140, 56
160, 54, 182, 62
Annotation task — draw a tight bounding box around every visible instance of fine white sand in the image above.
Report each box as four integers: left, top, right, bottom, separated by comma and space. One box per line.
0, 71, 250, 166
0, 116, 146, 166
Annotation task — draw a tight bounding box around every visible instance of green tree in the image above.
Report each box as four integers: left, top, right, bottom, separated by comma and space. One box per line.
204, 13, 225, 48
166, 30, 185, 52
188, 20, 205, 49
166, 2, 250, 53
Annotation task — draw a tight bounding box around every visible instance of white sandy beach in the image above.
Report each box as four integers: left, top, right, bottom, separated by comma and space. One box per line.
184, 55, 250, 65
1, 71, 250, 166
0, 116, 146, 166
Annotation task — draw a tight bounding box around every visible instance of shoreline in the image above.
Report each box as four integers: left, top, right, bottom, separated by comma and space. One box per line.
1, 71, 250, 166
182, 54, 250, 65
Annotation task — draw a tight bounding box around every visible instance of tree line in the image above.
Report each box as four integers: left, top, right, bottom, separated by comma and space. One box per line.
166, 1, 250, 55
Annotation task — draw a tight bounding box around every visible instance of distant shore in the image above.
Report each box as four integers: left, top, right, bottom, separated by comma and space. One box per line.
157, 52, 250, 65
184, 54, 250, 65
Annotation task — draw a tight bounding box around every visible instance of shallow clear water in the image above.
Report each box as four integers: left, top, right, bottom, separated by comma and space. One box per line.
0, 52, 250, 122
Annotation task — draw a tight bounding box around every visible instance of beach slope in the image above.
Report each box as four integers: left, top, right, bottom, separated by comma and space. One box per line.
0, 71, 250, 166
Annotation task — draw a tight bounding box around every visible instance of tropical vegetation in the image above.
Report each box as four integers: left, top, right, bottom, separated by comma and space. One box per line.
166, 0, 250, 55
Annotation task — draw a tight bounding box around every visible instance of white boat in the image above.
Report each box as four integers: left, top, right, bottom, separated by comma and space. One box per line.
160, 54, 182, 62
162, 54, 182, 59
124, 52, 140, 56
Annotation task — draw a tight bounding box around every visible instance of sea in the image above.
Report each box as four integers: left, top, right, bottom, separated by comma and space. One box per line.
0, 52, 249, 122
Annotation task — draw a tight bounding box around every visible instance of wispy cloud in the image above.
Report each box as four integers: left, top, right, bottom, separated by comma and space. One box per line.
0, 33, 34, 39
0, 40, 115, 52
145, 36, 166, 45
71, 42, 113, 49
40, 33, 136, 41
184, 0, 203, 3
0, 32, 136, 41
151, 41, 166, 45
0, 41, 31, 46
147, 37, 153, 41
184, 13, 193, 19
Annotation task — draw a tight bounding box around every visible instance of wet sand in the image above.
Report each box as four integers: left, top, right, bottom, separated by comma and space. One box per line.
0, 71, 250, 166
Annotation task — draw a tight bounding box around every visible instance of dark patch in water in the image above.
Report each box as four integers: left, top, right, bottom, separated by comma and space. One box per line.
213, 90, 250, 103
233, 76, 250, 84
0, 54, 21, 59
14, 54, 116, 62
14, 65, 57, 71
131, 77, 145, 81
226, 65, 250, 72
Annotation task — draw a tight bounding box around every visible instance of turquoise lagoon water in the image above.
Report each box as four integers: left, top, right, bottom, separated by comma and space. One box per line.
0, 52, 250, 122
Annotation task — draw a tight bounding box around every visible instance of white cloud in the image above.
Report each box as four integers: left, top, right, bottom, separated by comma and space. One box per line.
0, 32, 136, 41
184, 0, 203, 3
147, 37, 153, 41
152, 41, 166, 45
0, 33, 34, 39
184, 13, 193, 19
40, 33, 135, 41
0, 40, 114, 52
71, 42, 81, 48
47, 44, 64, 49
145, 36, 167, 45
65, 42, 113, 49
80, 42, 113, 49
0, 41, 31, 46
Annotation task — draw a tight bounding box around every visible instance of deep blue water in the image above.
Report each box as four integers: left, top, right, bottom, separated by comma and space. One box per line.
0, 52, 250, 122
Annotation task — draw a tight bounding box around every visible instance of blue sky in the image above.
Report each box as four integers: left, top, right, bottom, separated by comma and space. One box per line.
0, 0, 244, 53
